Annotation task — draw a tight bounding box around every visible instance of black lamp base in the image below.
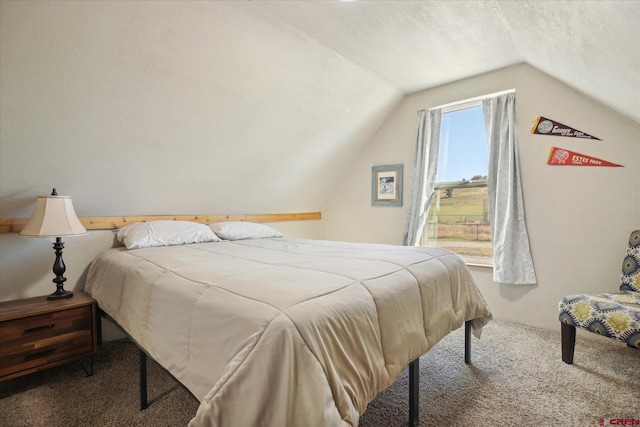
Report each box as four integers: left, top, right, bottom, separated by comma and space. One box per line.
47, 289, 73, 300
48, 237, 74, 300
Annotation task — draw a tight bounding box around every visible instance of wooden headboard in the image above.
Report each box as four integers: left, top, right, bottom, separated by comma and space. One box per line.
0, 212, 321, 233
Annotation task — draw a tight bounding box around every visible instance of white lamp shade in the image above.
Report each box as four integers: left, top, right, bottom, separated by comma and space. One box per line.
20, 195, 87, 237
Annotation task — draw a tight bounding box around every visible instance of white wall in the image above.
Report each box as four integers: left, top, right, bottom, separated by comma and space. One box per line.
322, 63, 640, 331
0, 1, 390, 300
0, 1, 400, 221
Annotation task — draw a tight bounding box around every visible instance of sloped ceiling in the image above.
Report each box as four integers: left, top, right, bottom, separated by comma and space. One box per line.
0, 1, 638, 218
256, 0, 639, 123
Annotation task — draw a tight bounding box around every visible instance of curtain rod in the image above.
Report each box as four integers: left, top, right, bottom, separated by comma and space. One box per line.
430, 88, 515, 113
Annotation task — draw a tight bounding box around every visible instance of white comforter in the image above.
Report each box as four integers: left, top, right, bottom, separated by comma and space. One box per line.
85, 238, 492, 426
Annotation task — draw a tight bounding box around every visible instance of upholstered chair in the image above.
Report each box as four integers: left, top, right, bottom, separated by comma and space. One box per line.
558, 230, 640, 363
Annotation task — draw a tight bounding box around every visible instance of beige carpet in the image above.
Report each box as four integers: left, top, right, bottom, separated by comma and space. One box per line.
1, 320, 638, 427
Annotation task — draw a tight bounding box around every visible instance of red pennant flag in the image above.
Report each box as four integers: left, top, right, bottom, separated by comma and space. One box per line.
547, 147, 622, 167
532, 116, 601, 140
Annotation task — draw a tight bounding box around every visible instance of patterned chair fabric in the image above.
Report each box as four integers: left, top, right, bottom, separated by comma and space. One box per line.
559, 230, 640, 352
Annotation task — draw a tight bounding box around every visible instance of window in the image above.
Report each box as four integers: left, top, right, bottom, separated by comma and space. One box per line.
423, 103, 492, 266
405, 90, 534, 282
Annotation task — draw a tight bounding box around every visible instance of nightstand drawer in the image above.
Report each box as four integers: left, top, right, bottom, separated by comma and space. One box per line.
0, 330, 94, 377
0, 301, 96, 380
0, 306, 92, 345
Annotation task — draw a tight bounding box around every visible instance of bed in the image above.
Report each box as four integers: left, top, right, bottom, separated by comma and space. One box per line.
85, 221, 492, 427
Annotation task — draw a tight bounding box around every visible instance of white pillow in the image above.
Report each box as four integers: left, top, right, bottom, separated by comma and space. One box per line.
209, 221, 283, 241
116, 220, 220, 249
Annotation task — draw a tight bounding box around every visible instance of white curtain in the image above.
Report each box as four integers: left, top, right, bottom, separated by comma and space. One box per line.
402, 109, 442, 246
483, 93, 537, 284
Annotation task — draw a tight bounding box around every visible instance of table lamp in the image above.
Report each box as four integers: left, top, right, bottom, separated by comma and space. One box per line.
20, 189, 87, 300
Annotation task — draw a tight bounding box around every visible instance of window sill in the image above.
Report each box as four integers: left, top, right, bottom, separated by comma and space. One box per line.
465, 262, 493, 269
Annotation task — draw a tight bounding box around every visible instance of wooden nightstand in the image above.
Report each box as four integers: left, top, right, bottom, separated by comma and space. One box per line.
0, 291, 98, 381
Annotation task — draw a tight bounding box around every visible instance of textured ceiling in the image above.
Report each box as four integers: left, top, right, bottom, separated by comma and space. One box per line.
254, 0, 639, 123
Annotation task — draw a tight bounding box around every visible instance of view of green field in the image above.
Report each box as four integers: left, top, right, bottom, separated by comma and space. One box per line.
426, 187, 492, 259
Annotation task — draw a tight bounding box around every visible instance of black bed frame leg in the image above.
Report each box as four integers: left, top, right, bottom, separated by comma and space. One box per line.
465, 320, 472, 364
140, 348, 148, 410
407, 320, 473, 426
408, 358, 419, 427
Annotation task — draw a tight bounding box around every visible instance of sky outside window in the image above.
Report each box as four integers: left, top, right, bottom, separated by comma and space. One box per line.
437, 106, 488, 182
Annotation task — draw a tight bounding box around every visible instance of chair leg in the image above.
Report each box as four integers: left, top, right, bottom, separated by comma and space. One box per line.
561, 322, 576, 364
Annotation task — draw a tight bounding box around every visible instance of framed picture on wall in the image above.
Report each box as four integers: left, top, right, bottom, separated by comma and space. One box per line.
371, 164, 403, 206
